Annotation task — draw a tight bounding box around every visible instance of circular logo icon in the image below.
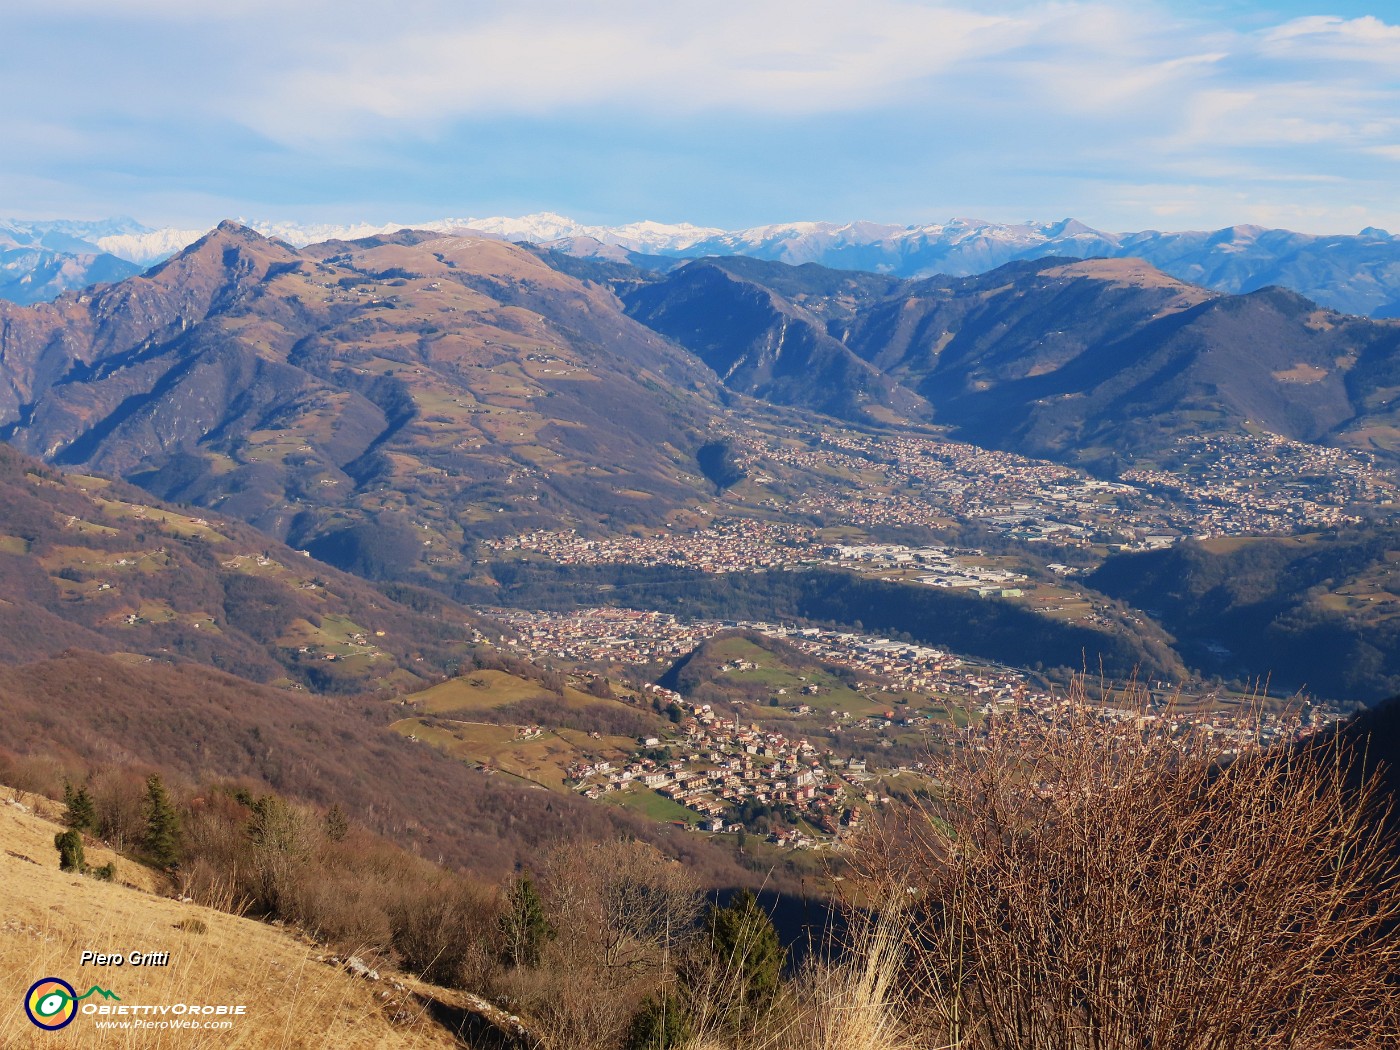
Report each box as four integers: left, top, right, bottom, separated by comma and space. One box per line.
25, 978, 78, 1030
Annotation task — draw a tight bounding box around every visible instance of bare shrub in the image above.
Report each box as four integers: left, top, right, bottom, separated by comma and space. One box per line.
389, 876, 500, 986
860, 682, 1400, 1050
490, 839, 704, 1050
541, 838, 702, 974
241, 793, 316, 914
0, 749, 66, 804
89, 765, 150, 851
291, 868, 395, 950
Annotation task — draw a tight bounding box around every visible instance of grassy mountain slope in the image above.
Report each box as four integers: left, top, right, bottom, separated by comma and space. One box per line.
0, 443, 481, 694
0, 794, 472, 1049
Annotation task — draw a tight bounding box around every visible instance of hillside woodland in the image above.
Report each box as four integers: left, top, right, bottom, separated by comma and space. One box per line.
1090, 527, 1400, 701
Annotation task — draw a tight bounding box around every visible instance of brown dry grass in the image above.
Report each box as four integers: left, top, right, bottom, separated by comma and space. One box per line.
767, 903, 921, 1050
0, 799, 460, 1049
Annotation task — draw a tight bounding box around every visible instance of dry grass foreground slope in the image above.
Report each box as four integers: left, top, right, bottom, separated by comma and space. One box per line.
0, 792, 463, 1049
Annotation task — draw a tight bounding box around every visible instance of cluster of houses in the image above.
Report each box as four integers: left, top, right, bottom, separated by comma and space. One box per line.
485, 607, 1042, 712
481, 518, 816, 574
1122, 433, 1394, 537
567, 687, 882, 846
725, 422, 1395, 548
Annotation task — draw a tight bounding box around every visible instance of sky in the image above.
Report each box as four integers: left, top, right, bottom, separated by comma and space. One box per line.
3, 0, 1398, 235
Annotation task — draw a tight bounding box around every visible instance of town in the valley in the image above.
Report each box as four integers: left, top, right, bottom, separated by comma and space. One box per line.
476, 606, 1349, 851
462, 421, 1385, 849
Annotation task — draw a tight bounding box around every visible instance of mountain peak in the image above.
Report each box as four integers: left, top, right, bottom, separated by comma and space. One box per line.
213, 218, 276, 242
1044, 218, 1099, 238
185, 220, 294, 256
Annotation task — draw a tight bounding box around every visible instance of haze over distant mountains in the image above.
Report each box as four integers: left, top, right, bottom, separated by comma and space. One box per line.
4, 212, 1400, 318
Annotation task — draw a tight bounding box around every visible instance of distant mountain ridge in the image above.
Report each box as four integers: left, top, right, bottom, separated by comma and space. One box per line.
0, 219, 143, 304
6, 222, 1398, 549
613, 254, 1400, 471
4, 212, 1400, 318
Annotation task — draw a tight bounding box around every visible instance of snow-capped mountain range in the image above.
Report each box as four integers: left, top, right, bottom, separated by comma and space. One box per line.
3, 212, 1400, 316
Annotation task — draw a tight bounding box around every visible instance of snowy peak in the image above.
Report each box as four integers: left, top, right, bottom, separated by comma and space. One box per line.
95, 227, 207, 265
3, 212, 1400, 316
239, 213, 726, 254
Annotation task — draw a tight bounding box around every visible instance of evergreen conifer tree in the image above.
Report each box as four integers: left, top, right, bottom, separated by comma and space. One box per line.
142, 774, 180, 869
54, 829, 86, 873
702, 890, 784, 1018
500, 874, 554, 967
625, 991, 692, 1050
62, 779, 96, 832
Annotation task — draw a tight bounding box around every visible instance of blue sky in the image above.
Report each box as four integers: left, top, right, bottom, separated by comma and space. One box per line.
3, 0, 1398, 234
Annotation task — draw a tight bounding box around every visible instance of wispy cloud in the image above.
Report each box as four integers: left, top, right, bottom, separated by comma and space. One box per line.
241, 1, 1028, 140
4, 1, 1400, 233
1261, 15, 1400, 63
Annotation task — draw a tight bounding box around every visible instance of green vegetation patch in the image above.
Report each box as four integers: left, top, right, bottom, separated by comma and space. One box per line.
40, 546, 174, 576
95, 499, 229, 542
411, 669, 558, 714
410, 668, 608, 716
679, 634, 873, 716
63, 473, 112, 489
278, 614, 378, 658
610, 788, 702, 825
59, 515, 120, 536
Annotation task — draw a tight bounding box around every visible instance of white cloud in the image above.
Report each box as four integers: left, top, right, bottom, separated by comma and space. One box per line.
1261, 15, 1400, 64
1169, 83, 1400, 151
1093, 179, 1396, 235
239, 1, 1030, 140
31, 0, 294, 17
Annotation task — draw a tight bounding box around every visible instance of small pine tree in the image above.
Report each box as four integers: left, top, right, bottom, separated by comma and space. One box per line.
703, 890, 784, 1017
55, 829, 86, 873
625, 991, 693, 1050
63, 780, 96, 832
500, 874, 554, 968
142, 774, 180, 869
